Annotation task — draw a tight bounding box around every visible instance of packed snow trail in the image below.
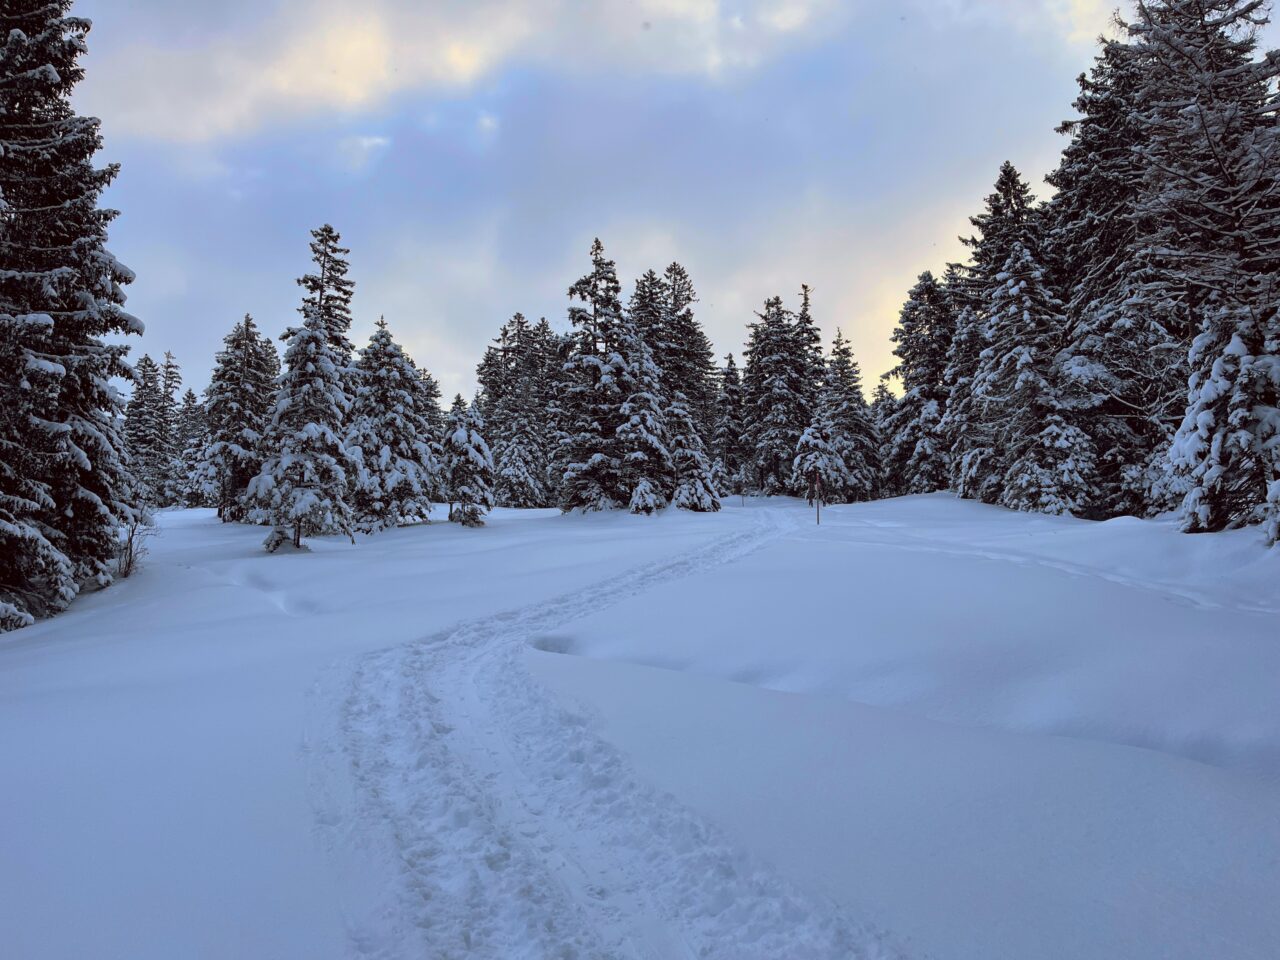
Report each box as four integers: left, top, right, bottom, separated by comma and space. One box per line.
309, 505, 898, 959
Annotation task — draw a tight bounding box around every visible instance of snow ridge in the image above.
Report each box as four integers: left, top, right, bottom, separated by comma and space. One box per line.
312, 507, 899, 959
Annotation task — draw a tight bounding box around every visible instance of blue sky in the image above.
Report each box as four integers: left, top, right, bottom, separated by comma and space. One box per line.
74, 1, 1159, 398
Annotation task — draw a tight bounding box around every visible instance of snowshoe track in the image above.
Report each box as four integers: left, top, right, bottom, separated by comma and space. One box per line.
309, 508, 900, 959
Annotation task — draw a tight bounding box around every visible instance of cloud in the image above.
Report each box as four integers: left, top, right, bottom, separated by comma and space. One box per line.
925, 0, 1117, 46
79, 0, 842, 143
335, 134, 392, 172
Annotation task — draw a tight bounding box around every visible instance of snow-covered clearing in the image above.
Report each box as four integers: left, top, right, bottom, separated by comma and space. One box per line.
2, 495, 1277, 959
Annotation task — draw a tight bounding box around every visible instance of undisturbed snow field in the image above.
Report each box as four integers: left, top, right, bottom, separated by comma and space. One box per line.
2, 495, 1278, 960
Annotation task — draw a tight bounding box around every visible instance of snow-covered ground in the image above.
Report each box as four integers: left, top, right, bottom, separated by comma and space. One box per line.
2, 496, 1277, 959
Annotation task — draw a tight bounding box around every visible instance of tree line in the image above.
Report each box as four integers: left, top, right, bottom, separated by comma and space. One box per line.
131, 231, 882, 543
877, 1, 1280, 543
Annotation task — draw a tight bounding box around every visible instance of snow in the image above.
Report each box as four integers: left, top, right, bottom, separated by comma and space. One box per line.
2, 495, 1278, 959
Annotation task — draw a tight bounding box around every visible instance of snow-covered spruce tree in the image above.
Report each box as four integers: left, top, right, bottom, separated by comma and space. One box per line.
559, 239, 630, 511
415, 364, 446, 439
791, 284, 826, 418
0, 4, 142, 602
712, 353, 750, 497
299, 224, 356, 373
123, 354, 164, 501
198, 314, 279, 521
659, 262, 718, 438
824, 330, 879, 502
869, 380, 898, 496
476, 313, 521, 429
1126, 1, 1280, 540
0, 317, 75, 630
479, 313, 554, 507
658, 264, 718, 510
174, 389, 209, 507
155, 351, 185, 505
793, 393, 848, 508
348, 319, 440, 533
499, 324, 552, 507
1043, 36, 1169, 516
883, 272, 954, 495
744, 296, 811, 495
442, 395, 495, 527
625, 266, 712, 511
495, 399, 547, 508
248, 304, 355, 552
615, 302, 675, 514
974, 241, 1095, 515
941, 163, 1039, 502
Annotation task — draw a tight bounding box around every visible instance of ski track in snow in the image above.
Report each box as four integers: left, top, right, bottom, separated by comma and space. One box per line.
306, 507, 900, 960
812, 519, 1280, 616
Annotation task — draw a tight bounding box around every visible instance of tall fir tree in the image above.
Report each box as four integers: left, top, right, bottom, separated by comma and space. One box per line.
974, 242, 1096, 514
348, 319, 441, 533
198, 315, 279, 521
0, 3, 142, 614
443, 395, 495, 527
156, 351, 184, 504
659, 262, 718, 438
298, 224, 356, 373
1045, 35, 1181, 516
793, 394, 848, 508
712, 354, 749, 497
883, 271, 955, 495
824, 331, 879, 502
249, 301, 355, 552
744, 295, 811, 495
870, 380, 898, 497
941, 163, 1040, 501
615, 302, 674, 514
123, 354, 164, 501
559, 239, 631, 511
1126, 1, 1280, 540
174, 389, 209, 507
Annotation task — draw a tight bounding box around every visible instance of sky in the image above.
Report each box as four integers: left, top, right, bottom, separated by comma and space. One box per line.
71, 0, 1157, 399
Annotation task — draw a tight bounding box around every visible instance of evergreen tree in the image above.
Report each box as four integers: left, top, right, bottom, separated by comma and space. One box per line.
1045, 35, 1180, 516
941, 164, 1040, 501
298, 224, 356, 372
824, 331, 879, 502
155, 352, 184, 504
793, 395, 848, 508
659, 262, 717, 437
349, 319, 440, 533
883, 272, 954, 494
198, 315, 279, 521
974, 242, 1096, 514
416, 364, 446, 439
531, 318, 571, 504
791, 284, 826, 416
479, 313, 556, 508
123, 354, 164, 501
174, 389, 209, 507
249, 302, 355, 552
442, 395, 495, 526
1125, 1, 1280, 540
495, 317, 552, 508
743, 295, 811, 494
712, 354, 749, 497
0, 318, 75, 629
560, 239, 630, 511
0, 3, 142, 602
870, 380, 898, 497
615, 305, 674, 514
